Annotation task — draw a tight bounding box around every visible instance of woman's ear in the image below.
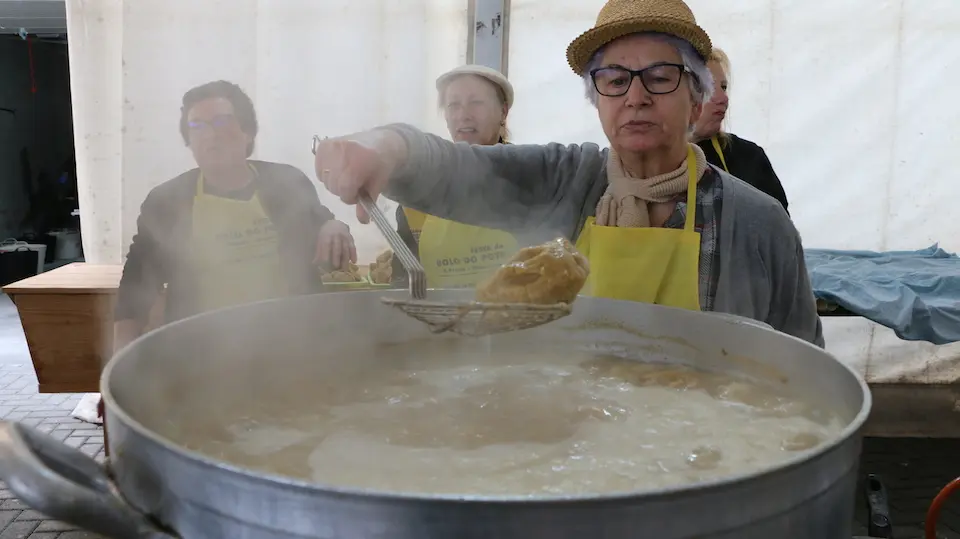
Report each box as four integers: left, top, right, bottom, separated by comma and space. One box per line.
689, 102, 703, 129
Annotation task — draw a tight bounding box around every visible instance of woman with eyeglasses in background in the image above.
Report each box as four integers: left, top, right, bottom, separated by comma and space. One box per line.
115, 80, 356, 352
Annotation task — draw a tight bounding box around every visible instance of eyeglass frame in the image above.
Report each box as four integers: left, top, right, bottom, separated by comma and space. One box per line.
186, 113, 239, 133
589, 63, 696, 98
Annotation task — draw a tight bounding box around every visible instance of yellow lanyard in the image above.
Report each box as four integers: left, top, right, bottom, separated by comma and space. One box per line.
710, 136, 729, 173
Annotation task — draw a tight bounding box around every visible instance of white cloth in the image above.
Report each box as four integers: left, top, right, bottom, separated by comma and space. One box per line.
71, 393, 103, 425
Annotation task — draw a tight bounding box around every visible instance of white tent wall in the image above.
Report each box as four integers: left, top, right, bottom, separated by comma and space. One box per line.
67, 0, 467, 267
66, 0, 959, 384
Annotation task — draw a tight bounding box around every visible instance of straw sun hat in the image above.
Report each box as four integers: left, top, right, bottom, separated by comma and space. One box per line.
436, 64, 515, 110
566, 0, 712, 75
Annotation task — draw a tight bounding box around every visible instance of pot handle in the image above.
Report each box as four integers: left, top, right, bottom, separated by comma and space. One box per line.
0, 421, 177, 539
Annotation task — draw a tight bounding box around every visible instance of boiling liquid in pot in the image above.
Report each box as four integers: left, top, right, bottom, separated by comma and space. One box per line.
168, 340, 844, 497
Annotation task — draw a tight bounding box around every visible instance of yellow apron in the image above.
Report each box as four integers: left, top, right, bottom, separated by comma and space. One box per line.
190, 170, 287, 312
710, 135, 729, 173
417, 215, 519, 289
575, 147, 702, 310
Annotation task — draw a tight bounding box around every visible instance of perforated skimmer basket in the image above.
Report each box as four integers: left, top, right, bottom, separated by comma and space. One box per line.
379, 297, 573, 337
358, 194, 571, 336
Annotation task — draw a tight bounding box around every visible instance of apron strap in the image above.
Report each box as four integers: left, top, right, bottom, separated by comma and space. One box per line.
683, 146, 698, 232
403, 207, 427, 233
710, 135, 729, 173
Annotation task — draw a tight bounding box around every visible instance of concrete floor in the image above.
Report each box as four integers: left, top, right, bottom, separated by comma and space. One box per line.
0, 293, 959, 538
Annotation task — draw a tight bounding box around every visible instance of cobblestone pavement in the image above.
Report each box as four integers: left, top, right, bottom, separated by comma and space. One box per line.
2, 293, 960, 538
0, 294, 104, 538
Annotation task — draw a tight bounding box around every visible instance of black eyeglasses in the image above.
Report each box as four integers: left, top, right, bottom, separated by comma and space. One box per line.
590, 63, 692, 97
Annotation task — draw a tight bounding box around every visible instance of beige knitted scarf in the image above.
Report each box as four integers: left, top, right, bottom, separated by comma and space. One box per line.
596, 143, 709, 227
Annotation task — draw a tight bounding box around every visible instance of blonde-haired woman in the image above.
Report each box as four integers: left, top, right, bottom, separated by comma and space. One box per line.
392, 64, 518, 287
692, 47, 790, 213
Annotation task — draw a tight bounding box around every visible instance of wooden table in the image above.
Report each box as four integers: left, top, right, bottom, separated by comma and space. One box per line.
2, 262, 166, 394
817, 298, 857, 317
3, 263, 124, 393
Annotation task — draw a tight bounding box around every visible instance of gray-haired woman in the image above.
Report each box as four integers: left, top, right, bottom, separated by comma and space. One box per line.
313, 0, 823, 346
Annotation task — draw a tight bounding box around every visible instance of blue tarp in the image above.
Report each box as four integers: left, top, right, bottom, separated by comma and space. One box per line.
805, 245, 960, 344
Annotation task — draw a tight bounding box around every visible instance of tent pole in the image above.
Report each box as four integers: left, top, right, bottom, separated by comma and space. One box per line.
467, 0, 510, 75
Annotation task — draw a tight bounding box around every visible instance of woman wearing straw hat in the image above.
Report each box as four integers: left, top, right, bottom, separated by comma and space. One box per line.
314, 0, 823, 346
692, 47, 790, 213
391, 65, 519, 288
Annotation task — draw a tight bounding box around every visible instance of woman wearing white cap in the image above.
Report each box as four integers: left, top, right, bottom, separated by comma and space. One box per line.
315, 0, 822, 346
438, 64, 514, 145
392, 65, 519, 288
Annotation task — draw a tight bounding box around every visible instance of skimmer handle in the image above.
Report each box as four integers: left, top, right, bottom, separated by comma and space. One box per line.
312, 134, 426, 300
357, 193, 427, 300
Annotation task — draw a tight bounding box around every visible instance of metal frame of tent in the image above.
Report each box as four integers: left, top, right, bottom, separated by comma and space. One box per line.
468, 0, 510, 73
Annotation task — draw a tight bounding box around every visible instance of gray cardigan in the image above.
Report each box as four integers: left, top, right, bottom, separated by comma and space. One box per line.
381, 123, 824, 347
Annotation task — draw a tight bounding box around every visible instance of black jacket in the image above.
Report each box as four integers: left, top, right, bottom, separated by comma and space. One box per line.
116, 160, 336, 324
697, 133, 789, 214
391, 205, 420, 285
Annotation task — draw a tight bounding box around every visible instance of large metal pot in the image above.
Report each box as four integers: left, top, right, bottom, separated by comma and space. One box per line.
0, 290, 870, 538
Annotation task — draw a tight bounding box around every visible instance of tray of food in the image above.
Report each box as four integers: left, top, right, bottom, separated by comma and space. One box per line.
321, 250, 395, 289
320, 261, 369, 289
365, 249, 394, 288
